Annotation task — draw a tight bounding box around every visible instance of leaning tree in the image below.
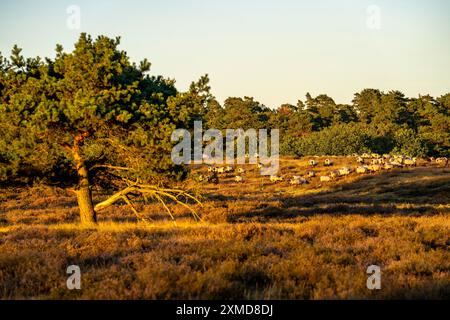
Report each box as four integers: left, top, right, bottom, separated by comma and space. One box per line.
0, 34, 208, 224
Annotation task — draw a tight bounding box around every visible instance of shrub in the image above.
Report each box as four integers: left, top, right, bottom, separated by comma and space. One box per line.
284, 123, 371, 156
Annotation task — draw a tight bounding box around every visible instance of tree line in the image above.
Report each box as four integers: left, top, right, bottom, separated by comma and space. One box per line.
203, 91, 449, 158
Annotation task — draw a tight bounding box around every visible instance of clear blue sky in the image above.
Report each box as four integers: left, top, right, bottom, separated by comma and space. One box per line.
1, 0, 449, 107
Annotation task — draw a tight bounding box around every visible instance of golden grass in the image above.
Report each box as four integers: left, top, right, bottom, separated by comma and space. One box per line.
0, 157, 449, 299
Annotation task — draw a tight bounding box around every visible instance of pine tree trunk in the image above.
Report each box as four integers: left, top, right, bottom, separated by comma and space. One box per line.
75, 185, 96, 224
72, 139, 97, 225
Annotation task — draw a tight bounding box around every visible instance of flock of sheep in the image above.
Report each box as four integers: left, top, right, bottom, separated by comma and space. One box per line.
198, 154, 449, 185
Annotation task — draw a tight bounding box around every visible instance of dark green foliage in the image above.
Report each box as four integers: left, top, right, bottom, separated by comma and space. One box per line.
392, 128, 428, 158
220, 97, 270, 130
276, 90, 449, 157
283, 123, 372, 157
352, 89, 382, 124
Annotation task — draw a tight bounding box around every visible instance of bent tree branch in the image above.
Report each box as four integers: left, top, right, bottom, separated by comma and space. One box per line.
94, 184, 203, 222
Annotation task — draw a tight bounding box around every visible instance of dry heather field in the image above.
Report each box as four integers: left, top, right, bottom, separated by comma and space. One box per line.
0, 157, 449, 300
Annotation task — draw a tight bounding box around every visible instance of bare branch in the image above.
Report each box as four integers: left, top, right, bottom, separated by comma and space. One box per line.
90, 164, 133, 172
93, 184, 202, 222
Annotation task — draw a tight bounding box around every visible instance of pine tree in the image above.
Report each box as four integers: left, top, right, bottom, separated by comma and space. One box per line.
0, 34, 205, 224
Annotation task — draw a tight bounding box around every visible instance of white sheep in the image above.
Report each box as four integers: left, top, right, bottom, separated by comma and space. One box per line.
389, 161, 403, 168
393, 156, 405, 164
270, 175, 283, 183
309, 160, 318, 167
237, 168, 245, 174
216, 167, 225, 174
320, 176, 332, 182
307, 171, 316, 178
338, 167, 352, 176
224, 166, 234, 173
371, 158, 384, 165
289, 176, 308, 185
404, 158, 417, 167
324, 159, 333, 166
356, 166, 369, 174
368, 164, 382, 172
436, 157, 448, 166
234, 176, 244, 183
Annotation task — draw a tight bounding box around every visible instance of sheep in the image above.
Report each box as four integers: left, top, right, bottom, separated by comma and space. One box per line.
382, 154, 391, 159
320, 176, 332, 182
324, 159, 333, 166
207, 166, 215, 173
436, 157, 449, 167
368, 164, 382, 172
234, 176, 244, 183
404, 158, 417, 167
309, 160, 318, 167
216, 167, 225, 174
307, 171, 316, 178
393, 156, 404, 164
338, 167, 352, 176
224, 166, 234, 173
371, 158, 384, 165
270, 175, 283, 183
289, 176, 308, 185
357, 157, 365, 164
371, 153, 380, 159
237, 168, 245, 174
299, 177, 309, 185
389, 161, 403, 168
356, 166, 369, 174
